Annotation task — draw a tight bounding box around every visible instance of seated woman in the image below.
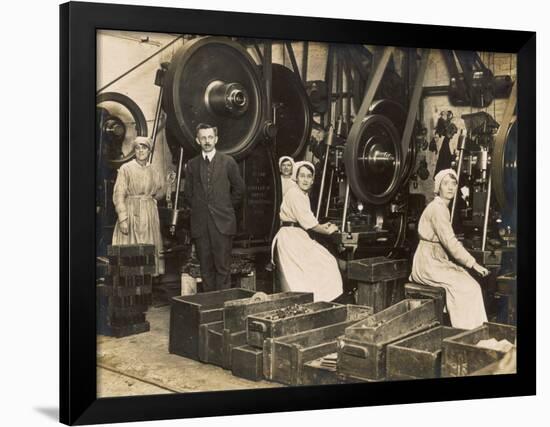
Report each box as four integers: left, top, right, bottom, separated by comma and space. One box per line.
272, 161, 343, 301
112, 136, 165, 275
410, 168, 489, 329
278, 156, 297, 197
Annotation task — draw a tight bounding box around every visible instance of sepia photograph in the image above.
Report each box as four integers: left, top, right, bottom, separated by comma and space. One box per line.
95, 28, 519, 396
57, 1, 538, 424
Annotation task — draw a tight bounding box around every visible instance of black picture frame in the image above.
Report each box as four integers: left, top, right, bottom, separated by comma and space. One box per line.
60, 1, 536, 425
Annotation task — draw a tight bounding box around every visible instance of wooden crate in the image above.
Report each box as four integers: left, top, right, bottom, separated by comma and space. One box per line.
386, 326, 465, 380
198, 322, 224, 366
347, 257, 408, 282
344, 299, 439, 343
107, 244, 155, 257
301, 355, 341, 386
442, 322, 516, 377
105, 274, 153, 287
219, 292, 313, 369
98, 284, 152, 297
99, 321, 150, 338
338, 322, 438, 381
338, 299, 439, 381
169, 288, 256, 360
495, 274, 517, 325
223, 291, 313, 333
107, 265, 156, 276
221, 329, 247, 369
349, 257, 408, 313
231, 345, 264, 381
404, 282, 448, 326
356, 280, 404, 313
263, 305, 373, 385
247, 301, 348, 348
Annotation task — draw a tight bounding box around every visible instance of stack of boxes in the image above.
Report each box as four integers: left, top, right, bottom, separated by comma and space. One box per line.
97, 244, 154, 337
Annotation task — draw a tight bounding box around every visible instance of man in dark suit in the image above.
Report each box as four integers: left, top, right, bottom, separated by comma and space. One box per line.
183, 123, 245, 292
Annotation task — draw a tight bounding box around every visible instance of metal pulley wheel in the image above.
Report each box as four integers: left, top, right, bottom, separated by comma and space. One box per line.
344, 114, 402, 205
368, 99, 416, 185
272, 64, 312, 159
163, 36, 265, 160
492, 117, 517, 212
96, 92, 148, 169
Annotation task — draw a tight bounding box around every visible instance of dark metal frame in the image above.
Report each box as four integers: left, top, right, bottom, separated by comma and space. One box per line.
60, 1, 536, 424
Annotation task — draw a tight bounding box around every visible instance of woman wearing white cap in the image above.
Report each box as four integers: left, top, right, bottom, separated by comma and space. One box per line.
410, 168, 488, 329
112, 136, 165, 275
272, 161, 343, 301
278, 156, 297, 197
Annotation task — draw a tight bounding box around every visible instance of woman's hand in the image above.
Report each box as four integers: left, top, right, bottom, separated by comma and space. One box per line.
473, 263, 489, 277
324, 222, 339, 235
119, 219, 129, 235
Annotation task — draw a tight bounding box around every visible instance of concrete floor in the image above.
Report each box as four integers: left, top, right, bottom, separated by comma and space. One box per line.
97, 305, 282, 398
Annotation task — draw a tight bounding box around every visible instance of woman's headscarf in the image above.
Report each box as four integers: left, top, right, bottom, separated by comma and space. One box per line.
293, 160, 315, 181
279, 156, 296, 178
133, 136, 153, 149
434, 168, 458, 194
278, 156, 294, 172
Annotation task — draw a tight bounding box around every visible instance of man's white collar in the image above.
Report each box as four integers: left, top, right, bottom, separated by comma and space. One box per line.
202, 149, 216, 161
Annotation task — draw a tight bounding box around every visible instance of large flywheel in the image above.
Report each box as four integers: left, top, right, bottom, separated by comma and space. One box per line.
368, 99, 416, 186
344, 114, 402, 205
272, 64, 312, 159
163, 36, 265, 160
96, 92, 148, 169
493, 117, 517, 213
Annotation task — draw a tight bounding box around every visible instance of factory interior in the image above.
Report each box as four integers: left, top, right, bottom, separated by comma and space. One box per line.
95, 30, 518, 397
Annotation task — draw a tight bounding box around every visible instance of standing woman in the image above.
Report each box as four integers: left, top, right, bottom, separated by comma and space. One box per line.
273, 161, 343, 301
112, 136, 165, 275
410, 168, 488, 329
278, 156, 297, 197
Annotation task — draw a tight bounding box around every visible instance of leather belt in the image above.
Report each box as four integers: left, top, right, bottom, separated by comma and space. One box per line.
281, 221, 299, 227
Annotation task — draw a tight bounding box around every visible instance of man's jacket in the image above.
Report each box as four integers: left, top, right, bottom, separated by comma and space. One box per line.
183, 152, 245, 238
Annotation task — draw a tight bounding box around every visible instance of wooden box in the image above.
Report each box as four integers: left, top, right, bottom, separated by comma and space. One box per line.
386, 326, 465, 380
442, 322, 516, 377
247, 301, 348, 348
349, 257, 408, 313
301, 354, 342, 386
231, 345, 264, 381
221, 329, 248, 369
356, 280, 404, 313
198, 321, 224, 366
219, 292, 313, 369
263, 305, 373, 385
344, 299, 439, 343
169, 288, 255, 360
337, 299, 439, 380
347, 257, 408, 282
404, 282, 448, 325
224, 291, 313, 333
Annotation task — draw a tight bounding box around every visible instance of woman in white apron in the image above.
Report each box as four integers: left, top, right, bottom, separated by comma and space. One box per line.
410, 168, 489, 329
272, 161, 343, 301
112, 136, 165, 275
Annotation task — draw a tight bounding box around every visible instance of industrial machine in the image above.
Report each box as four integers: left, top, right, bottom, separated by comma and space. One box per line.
95, 35, 517, 304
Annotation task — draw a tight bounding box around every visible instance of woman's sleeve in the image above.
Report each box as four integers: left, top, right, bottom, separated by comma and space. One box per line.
287, 189, 318, 230
113, 166, 129, 222
430, 204, 476, 268
153, 168, 166, 200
